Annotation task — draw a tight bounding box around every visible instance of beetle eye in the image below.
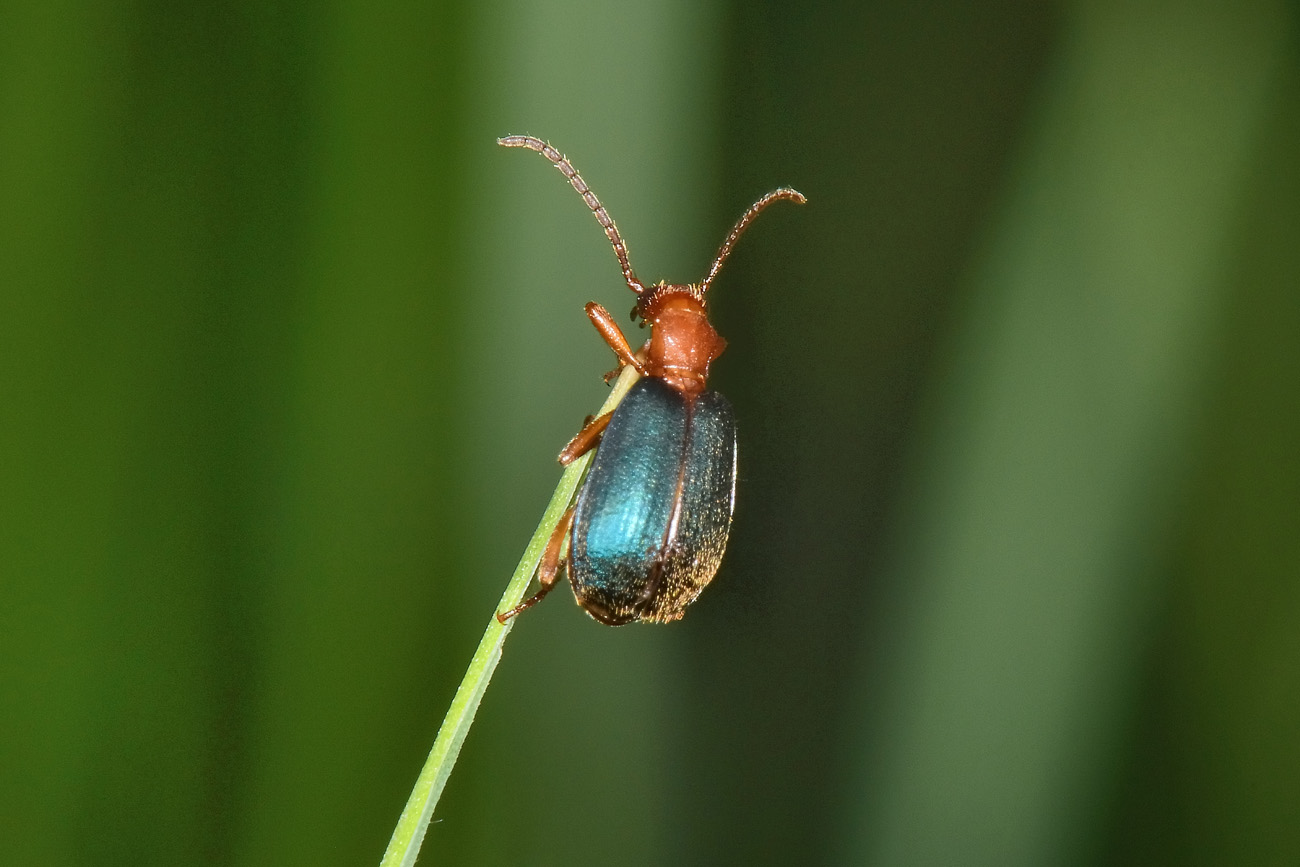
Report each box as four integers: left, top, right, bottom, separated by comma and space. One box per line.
630, 305, 640, 322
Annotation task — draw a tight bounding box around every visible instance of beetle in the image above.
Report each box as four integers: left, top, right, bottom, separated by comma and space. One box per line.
495, 135, 804, 625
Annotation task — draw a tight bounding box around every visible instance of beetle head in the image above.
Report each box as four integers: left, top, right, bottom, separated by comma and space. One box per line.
632, 281, 704, 325
632, 187, 807, 324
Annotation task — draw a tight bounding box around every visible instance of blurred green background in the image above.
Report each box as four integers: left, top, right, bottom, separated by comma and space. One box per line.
3, 0, 1299, 864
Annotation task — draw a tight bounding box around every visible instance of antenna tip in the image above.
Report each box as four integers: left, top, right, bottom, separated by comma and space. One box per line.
775, 187, 808, 205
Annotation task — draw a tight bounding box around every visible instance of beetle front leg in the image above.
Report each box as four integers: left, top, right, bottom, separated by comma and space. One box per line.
586, 302, 648, 378
602, 343, 649, 385
496, 506, 575, 624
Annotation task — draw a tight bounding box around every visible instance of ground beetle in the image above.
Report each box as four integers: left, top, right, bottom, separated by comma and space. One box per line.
496, 136, 804, 625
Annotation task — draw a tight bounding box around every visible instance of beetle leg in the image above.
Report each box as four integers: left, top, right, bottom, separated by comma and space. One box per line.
496, 506, 575, 623
602, 344, 650, 384
586, 302, 648, 377
558, 411, 613, 465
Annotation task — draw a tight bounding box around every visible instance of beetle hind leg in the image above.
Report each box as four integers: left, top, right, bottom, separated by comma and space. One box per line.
496, 506, 575, 623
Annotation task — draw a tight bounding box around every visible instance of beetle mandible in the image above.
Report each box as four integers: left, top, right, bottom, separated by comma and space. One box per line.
496, 135, 804, 625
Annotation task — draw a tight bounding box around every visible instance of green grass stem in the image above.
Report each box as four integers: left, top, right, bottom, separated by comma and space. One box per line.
378, 364, 641, 867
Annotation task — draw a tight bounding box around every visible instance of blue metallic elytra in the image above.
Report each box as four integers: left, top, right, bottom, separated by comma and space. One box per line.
570, 378, 737, 624
494, 135, 803, 625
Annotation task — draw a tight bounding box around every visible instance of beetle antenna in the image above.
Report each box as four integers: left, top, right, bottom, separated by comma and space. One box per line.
498, 135, 646, 296
700, 187, 806, 297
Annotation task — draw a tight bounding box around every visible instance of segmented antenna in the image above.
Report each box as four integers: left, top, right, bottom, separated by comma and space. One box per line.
700, 187, 806, 297
498, 135, 645, 295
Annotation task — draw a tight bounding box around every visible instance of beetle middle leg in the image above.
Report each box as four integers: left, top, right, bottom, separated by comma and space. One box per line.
558, 411, 613, 465
585, 302, 647, 378
496, 506, 575, 623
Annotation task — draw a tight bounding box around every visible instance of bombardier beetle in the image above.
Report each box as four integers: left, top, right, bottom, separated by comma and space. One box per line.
495, 135, 805, 626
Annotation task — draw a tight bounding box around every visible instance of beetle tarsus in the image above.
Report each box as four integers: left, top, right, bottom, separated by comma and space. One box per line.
496, 580, 558, 623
